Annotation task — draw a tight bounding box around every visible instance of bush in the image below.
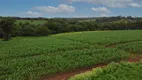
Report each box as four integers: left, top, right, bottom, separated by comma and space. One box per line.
35, 26, 51, 36
19, 22, 36, 36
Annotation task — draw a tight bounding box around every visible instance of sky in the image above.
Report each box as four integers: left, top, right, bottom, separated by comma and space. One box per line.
0, 0, 142, 18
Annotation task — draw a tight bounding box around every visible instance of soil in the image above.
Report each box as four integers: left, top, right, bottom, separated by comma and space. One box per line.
40, 54, 142, 80
127, 54, 142, 62
40, 64, 106, 80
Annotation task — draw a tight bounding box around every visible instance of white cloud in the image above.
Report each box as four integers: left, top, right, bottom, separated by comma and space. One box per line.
34, 4, 75, 13
92, 7, 110, 13
67, 0, 141, 8
128, 3, 141, 7
25, 11, 42, 17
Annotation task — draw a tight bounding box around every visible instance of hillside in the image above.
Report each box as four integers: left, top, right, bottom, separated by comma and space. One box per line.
0, 30, 142, 80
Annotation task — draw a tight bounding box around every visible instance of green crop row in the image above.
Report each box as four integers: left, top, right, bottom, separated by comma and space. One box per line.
0, 30, 142, 80
0, 47, 129, 80
69, 61, 142, 80
116, 41, 142, 54
55, 30, 142, 45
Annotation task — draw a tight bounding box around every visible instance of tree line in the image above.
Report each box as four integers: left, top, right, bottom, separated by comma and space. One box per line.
0, 17, 142, 41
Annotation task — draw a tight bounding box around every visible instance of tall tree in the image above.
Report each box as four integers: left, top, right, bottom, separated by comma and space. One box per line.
0, 17, 16, 41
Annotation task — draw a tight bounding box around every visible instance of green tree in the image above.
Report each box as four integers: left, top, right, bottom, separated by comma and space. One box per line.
35, 26, 51, 36
0, 17, 16, 41
19, 23, 36, 36
0, 28, 3, 38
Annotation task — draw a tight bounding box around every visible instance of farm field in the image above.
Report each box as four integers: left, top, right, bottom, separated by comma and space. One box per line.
69, 61, 142, 80
0, 30, 142, 80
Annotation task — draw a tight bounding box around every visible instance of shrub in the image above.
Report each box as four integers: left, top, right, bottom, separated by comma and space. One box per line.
19, 22, 36, 36
35, 26, 51, 36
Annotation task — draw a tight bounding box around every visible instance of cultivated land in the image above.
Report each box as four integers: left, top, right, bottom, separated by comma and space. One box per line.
0, 30, 142, 80
69, 61, 142, 80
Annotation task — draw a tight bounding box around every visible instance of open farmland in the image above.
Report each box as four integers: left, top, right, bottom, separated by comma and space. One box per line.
0, 30, 142, 80
69, 61, 142, 80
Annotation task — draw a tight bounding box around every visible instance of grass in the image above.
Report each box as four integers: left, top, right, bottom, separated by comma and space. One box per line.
0, 30, 142, 80
69, 61, 142, 80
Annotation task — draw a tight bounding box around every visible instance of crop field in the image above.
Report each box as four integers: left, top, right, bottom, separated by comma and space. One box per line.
0, 30, 142, 80
69, 61, 142, 80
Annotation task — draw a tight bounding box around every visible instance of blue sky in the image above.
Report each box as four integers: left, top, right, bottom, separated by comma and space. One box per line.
0, 0, 142, 17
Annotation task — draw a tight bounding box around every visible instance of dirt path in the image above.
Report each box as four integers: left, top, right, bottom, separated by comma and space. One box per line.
40, 64, 106, 80
40, 54, 142, 80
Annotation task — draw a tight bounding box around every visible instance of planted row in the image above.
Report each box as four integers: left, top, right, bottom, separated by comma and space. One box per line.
69, 61, 142, 80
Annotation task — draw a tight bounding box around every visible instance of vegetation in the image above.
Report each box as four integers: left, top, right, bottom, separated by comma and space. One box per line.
0, 16, 142, 80
69, 61, 142, 80
16, 20, 47, 25
0, 17, 16, 41
0, 16, 142, 39
55, 30, 142, 45
116, 41, 142, 54
0, 30, 141, 80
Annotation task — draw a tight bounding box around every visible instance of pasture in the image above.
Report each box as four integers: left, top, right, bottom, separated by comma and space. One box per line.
0, 30, 142, 80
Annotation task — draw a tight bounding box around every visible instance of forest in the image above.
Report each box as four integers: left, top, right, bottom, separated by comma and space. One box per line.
0, 16, 142, 40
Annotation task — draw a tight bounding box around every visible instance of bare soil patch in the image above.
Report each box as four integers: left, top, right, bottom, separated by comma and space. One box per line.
40, 64, 106, 80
